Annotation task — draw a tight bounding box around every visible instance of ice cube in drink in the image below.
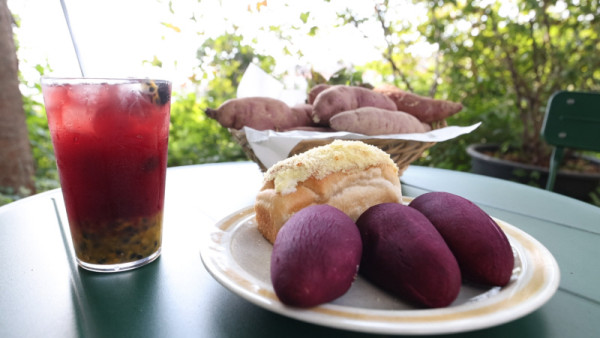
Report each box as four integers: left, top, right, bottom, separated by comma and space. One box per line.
42, 78, 171, 272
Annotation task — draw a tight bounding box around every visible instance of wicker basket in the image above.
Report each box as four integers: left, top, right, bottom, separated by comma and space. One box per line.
229, 121, 446, 175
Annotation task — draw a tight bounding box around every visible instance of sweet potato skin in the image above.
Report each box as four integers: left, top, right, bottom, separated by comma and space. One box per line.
205, 97, 312, 130
374, 84, 463, 123
290, 103, 315, 126
282, 126, 335, 132
329, 107, 429, 135
307, 84, 331, 104
312, 85, 397, 125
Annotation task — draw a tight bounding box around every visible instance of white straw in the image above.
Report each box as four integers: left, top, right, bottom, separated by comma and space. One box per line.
59, 0, 86, 77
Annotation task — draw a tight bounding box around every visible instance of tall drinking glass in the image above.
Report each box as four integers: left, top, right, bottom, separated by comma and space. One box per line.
41, 78, 171, 273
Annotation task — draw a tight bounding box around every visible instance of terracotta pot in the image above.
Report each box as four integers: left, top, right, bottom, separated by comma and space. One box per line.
466, 144, 600, 202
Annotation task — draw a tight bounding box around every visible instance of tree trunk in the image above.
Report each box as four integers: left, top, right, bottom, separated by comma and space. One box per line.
0, 0, 35, 196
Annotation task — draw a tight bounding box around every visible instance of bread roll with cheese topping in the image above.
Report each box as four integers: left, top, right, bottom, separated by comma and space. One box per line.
255, 140, 402, 243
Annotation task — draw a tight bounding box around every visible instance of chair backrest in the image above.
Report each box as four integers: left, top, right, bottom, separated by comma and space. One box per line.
541, 91, 600, 151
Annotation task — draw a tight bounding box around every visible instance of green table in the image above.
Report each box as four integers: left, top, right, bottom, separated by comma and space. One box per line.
1, 162, 598, 337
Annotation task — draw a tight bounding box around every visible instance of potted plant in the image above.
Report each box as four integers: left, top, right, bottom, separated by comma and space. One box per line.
411, 0, 600, 202
238, 1, 600, 202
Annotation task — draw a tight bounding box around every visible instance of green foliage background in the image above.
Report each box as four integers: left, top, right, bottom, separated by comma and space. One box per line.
3, 0, 600, 205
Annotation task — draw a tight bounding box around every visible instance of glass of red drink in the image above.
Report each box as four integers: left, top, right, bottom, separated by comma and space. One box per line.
41, 77, 171, 273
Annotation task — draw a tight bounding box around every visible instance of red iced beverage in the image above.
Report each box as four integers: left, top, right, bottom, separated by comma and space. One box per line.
41, 78, 171, 272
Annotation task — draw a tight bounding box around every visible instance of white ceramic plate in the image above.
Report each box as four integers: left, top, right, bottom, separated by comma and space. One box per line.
200, 199, 560, 335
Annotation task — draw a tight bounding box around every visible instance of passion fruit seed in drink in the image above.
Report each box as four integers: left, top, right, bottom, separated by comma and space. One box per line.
141, 79, 171, 106
72, 213, 163, 265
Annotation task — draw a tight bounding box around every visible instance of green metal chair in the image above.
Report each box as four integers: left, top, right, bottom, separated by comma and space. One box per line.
541, 91, 600, 191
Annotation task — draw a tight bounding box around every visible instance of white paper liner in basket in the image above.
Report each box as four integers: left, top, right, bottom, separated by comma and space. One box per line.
238, 123, 480, 171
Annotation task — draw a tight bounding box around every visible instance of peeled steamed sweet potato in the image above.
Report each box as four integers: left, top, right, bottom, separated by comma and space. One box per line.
205, 97, 313, 130
271, 205, 362, 308
409, 192, 514, 286
357, 203, 461, 308
374, 84, 463, 123
312, 85, 397, 125
329, 107, 430, 135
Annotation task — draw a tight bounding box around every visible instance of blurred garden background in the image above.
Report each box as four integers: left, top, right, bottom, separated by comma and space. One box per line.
1, 0, 599, 205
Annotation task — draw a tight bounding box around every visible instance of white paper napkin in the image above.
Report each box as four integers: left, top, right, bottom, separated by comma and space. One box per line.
244, 122, 481, 169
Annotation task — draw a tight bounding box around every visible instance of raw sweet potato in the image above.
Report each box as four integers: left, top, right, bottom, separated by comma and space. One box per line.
329, 107, 430, 135
282, 126, 335, 132
374, 84, 463, 123
290, 103, 315, 125
307, 84, 331, 104
312, 85, 397, 125
205, 97, 312, 130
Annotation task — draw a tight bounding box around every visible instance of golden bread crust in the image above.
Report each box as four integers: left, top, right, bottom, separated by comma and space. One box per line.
255, 164, 401, 243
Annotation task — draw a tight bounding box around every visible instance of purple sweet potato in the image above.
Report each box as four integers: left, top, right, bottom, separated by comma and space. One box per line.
374, 84, 463, 123
329, 107, 430, 135
270, 205, 362, 308
205, 97, 312, 131
356, 203, 461, 308
312, 85, 397, 125
409, 192, 514, 286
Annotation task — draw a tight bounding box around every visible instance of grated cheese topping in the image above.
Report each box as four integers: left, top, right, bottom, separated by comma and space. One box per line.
264, 140, 398, 194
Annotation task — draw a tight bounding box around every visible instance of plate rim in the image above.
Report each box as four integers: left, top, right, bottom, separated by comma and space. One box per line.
200, 200, 560, 335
